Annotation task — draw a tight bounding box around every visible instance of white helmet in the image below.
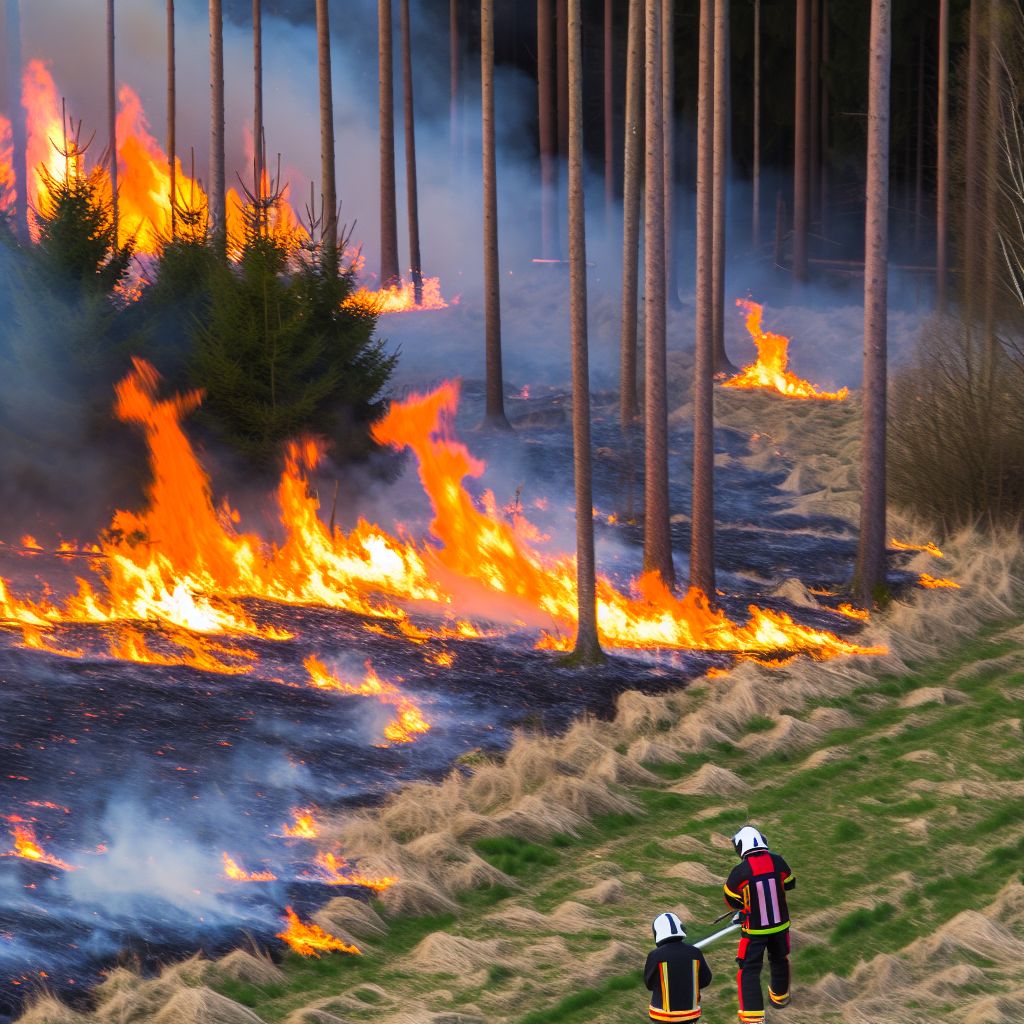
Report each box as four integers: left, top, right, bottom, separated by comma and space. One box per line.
652, 912, 687, 945
733, 825, 769, 857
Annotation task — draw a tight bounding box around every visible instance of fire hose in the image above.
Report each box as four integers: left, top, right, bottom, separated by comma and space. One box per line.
693, 912, 744, 950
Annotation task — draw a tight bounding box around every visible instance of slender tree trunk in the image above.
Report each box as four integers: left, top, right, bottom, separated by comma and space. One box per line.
316, 0, 338, 261
481, 0, 510, 430
209, 0, 226, 252
752, 0, 760, 248
556, 0, 569, 163
810, 0, 820, 228
663, 0, 678, 307
982, 0, 1000, 387
691, 0, 716, 596
253, 0, 264, 196
619, 0, 644, 430
914, 30, 924, 254
793, 0, 810, 280
400, 0, 422, 304
538, 0, 559, 259
450, 0, 459, 168
5, 0, 27, 242
379, 0, 400, 287
936, 0, 949, 309
107, 0, 118, 244
604, 0, 614, 242
167, 0, 176, 237
820, 0, 829, 239
853, 0, 891, 606
711, 0, 731, 372
567, 0, 604, 665
964, 0, 982, 324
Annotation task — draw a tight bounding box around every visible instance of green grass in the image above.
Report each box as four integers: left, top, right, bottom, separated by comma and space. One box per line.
209, 615, 1024, 1024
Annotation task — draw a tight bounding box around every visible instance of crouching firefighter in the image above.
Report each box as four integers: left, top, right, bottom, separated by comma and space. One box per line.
723, 826, 796, 1022
643, 912, 713, 1021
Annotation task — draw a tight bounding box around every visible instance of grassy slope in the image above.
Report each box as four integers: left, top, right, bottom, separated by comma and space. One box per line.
216, 619, 1024, 1024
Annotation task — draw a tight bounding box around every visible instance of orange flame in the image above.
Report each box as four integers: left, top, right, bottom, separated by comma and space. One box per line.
277, 906, 361, 957
5, 825, 75, 871
0, 115, 13, 212
723, 300, 848, 400
342, 276, 451, 314
835, 603, 870, 621
304, 656, 431, 745
918, 573, 960, 589
282, 808, 319, 839
892, 538, 944, 558
222, 852, 277, 882
312, 851, 396, 892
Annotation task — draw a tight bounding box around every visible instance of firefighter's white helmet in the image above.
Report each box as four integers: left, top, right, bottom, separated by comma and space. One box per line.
652, 912, 687, 945
732, 825, 769, 857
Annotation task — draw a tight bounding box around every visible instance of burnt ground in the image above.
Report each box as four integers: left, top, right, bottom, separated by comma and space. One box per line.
0, 382, 912, 1018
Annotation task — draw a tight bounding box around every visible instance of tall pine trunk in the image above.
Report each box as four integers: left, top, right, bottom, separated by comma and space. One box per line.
963, 1, 982, 328
316, 0, 338, 261
209, 0, 226, 252
643, 0, 674, 586
619, 0, 644, 430
5, 0, 27, 242
820, 0, 829, 238
691, 0, 716, 595
538, 0, 559, 259
604, 0, 614, 242
663, 0, 678, 306
567, 0, 604, 665
936, 0, 949, 309
107, 0, 118, 244
810, 0, 821, 227
556, 0, 569, 163
793, 0, 810, 280
752, 0, 760, 248
982, 0, 1000, 389
853, 0, 891, 606
711, 0, 732, 372
167, 0, 176, 237
253, 0, 264, 194
481, 0, 510, 430
379, 0, 400, 287
450, 0, 460, 169
400, 0, 422, 304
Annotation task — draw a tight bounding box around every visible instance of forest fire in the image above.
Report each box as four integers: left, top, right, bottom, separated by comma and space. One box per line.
277, 907, 361, 958
342, 275, 452, 314
0, 364, 881, 664
222, 853, 277, 882
4, 824, 76, 871
723, 299, 849, 400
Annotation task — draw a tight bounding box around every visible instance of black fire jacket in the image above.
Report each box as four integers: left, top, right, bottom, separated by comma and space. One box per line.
643, 938, 713, 1021
723, 850, 796, 936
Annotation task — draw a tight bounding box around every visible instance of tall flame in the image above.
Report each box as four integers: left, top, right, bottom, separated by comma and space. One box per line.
277, 906, 361, 957
0, 115, 14, 213
723, 299, 849, 400
281, 808, 320, 839
4, 824, 75, 871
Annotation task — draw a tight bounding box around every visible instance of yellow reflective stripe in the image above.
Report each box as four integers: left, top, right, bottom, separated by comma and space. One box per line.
743, 920, 790, 935
693, 959, 700, 1010
660, 961, 670, 1011
724, 884, 742, 900
648, 1010, 702, 1022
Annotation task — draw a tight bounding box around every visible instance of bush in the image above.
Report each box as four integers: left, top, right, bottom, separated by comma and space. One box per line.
888, 316, 1024, 533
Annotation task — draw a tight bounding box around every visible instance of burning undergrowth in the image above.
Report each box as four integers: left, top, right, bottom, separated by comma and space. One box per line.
0, 359, 901, 1012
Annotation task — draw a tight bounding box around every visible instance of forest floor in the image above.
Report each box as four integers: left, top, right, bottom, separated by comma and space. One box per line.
16, 385, 1024, 1024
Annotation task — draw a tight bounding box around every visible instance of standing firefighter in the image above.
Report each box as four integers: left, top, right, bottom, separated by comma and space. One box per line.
723, 826, 796, 1022
643, 912, 713, 1022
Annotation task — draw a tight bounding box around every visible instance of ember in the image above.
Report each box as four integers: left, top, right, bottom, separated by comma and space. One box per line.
723, 299, 849, 400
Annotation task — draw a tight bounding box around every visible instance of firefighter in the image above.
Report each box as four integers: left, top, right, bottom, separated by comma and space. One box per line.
643, 912, 713, 1022
722, 826, 796, 1022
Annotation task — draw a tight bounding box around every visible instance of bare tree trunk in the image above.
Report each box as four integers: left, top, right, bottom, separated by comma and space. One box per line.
619, 0, 644, 430
793, 0, 810, 280
643, 0, 674, 586
556, 0, 569, 163
5, 0, 28, 242
107, 0, 118, 244
752, 0, 760, 248
711, 0, 732, 372
538, 0, 559, 259
691, 0, 716, 596
253, 0, 264, 196
663, 0, 678, 307
810, 0, 820, 227
982, 0, 1000, 386
914, 29, 924, 254
964, 0, 982, 323
209, 0, 226, 252
853, 0, 891, 606
604, 0, 614, 243
567, 0, 604, 665
379, 0, 400, 287
481, 0, 511, 430
936, 0, 949, 309
400, 0, 422, 304
450, 0, 459, 168
316, 0, 338, 261
820, 0, 829, 238
167, 0, 176, 238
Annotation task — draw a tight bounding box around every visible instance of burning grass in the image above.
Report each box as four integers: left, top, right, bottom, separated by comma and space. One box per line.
276, 907, 361, 958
